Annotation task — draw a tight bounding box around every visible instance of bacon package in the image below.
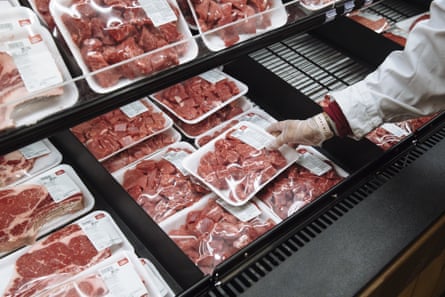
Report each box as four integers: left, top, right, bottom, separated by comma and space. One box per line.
257, 147, 346, 219
50, 0, 198, 93
150, 69, 247, 124
71, 98, 172, 161
114, 142, 211, 223
101, 128, 180, 173
160, 196, 277, 274
183, 122, 300, 206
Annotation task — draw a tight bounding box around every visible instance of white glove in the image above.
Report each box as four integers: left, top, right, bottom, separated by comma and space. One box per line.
266, 113, 335, 148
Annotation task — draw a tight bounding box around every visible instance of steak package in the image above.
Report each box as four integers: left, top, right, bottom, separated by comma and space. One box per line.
71, 98, 173, 161
195, 107, 276, 147
114, 142, 212, 223
172, 96, 252, 138
0, 210, 133, 297
257, 146, 346, 219
160, 195, 279, 274
187, 0, 286, 51
0, 24, 78, 131
0, 164, 95, 255
150, 69, 248, 124
49, 0, 198, 93
0, 139, 62, 188
183, 121, 300, 206
102, 128, 181, 173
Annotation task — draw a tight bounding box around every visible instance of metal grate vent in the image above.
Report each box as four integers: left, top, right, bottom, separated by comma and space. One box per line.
366, 0, 426, 25
204, 127, 445, 297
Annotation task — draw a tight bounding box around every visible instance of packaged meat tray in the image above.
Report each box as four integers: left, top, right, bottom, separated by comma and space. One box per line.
113, 142, 212, 223
150, 69, 248, 124
257, 146, 347, 219
140, 258, 175, 297
0, 24, 79, 131
187, 0, 287, 51
182, 121, 300, 206
347, 10, 390, 33
299, 0, 336, 11
0, 210, 134, 296
71, 98, 173, 161
50, 0, 199, 94
0, 164, 95, 256
0, 139, 62, 188
195, 107, 276, 147
160, 194, 279, 274
172, 96, 253, 138
0, 7, 40, 32
102, 128, 181, 173
0, 0, 18, 9
28, 250, 163, 297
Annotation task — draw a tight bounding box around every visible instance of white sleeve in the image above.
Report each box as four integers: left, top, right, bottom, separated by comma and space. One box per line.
330, 0, 445, 139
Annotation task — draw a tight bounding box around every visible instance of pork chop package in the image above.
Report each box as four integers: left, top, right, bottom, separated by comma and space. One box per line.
160, 195, 279, 274
0, 210, 134, 297
187, 0, 286, 51
102, 128, 181, 173
49, 0, 199, 93
183, 121, 300, 206
114, 142, 212, 223
257, 146, 347, 219
195, 107, 276, 147
0, 24, 78, 131
71, 98, 173, 161
150, 69, 248, 124
29, 250, 163, 297
0, 164, 95, 255
0, 139, 62, 188
171, 96, 252, 138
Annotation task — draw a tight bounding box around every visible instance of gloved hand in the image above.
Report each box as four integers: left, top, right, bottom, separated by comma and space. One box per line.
266, 113, 335, 148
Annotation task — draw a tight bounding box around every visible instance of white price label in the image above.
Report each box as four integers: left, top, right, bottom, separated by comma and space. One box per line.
38, 169, 81, 203
199, 70, 226, 84
140, 0, 177, 27
296, 152, 332, 176
99, 257, 149, 297
162, 149, 190, 175
5, 35, 63, 93
381, 123, 410, 138
141, 259, 169, 296
120, 100, 149, 118
19, 141, 51, 159
79, 213, 123, 251
231, 125, 270, 150
0, 22, 13, 32
238, 113, 270, 128
217, 199, 261, 222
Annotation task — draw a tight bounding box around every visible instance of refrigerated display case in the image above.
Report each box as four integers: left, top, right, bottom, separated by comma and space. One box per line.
2, 0, 445, 296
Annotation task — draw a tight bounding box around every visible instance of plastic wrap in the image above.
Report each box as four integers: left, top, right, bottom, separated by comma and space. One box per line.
299, 0, 336, 11
195, 107, 276, 147
348, 11, 390, 33
0, 164, 95, 255
0, 139, 62, 187
101, 128, 181, 173
150, 69, 248, 124
50, 0, 198, 93
183, 122, 300, 206
114, 142, 211, 223
160, 195, 277, 274
257, 146, 346, 219
71, 98, 173, 161
0, 211, 133, 296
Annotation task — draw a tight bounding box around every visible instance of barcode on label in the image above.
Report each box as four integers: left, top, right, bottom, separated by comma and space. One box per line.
140, 0, 177, 27
0, 23, 13, 31
8, 41, 25, 50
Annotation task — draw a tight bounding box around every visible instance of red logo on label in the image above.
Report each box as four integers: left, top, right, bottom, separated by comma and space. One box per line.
28, 34, 42, 44
55, 169, 65, 176
95, 213, 106, 220
240, 125, 247, 130
19, 19, 31, 26
118, 258, 129, 266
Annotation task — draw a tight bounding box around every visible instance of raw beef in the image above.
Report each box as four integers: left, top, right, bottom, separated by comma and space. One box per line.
71, 100, 167, 160
0, 52, 63, 131
101, 131, 177, 172
0, 151, 37, 187
123, 147, 210, 222
197, 119, 239, 146
169, 198, 275, 274
152, 75, 240, 121
257, 152, 343, 219
197, 129, 287, 203
0, 184, 84, 253
348, 12, 389, 33
3, 223, 111, 297
59, 0, 186, 88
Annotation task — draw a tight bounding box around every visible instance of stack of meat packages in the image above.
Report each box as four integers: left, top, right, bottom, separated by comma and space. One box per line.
71, 98, 180, 173
0, 210, 171, 297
